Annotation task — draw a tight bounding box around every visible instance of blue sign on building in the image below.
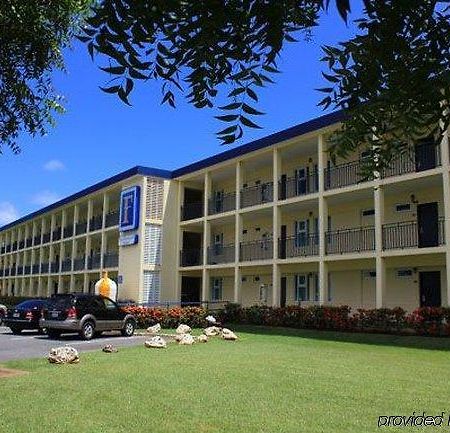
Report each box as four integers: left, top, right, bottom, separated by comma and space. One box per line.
119, 186, 140, 232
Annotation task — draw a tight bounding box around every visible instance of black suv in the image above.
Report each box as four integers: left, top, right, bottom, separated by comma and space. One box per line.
40, 293, 136, 340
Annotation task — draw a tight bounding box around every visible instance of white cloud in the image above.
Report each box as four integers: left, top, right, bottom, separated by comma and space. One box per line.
31, 190, 61, 207
43, 159, 65, 171
0, 202, 19, 225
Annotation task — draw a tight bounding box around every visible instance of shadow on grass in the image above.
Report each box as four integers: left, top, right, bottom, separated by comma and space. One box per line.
232, 324, 450, 352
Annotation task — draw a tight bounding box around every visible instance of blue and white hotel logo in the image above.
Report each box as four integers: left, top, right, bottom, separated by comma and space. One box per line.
119, 186, 140, 232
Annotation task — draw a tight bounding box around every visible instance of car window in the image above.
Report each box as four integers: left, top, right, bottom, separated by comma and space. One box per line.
17, 300, 46, 309
103, 298, 118, 310
48, 296, 74, 309
91, 297, 106, 310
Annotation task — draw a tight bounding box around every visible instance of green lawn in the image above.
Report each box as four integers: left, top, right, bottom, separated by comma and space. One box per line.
1, 326, 450, 433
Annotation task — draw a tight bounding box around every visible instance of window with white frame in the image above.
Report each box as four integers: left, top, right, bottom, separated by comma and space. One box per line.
211, 277, 223, 301
143, 271, 161, 304
396, 268, 413, 278
395, 203, 411, 213
143, 224, 162, 265
295, 274, 309, 302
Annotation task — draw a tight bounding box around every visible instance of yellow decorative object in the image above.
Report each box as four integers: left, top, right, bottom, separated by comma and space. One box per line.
94, 271, 118, 301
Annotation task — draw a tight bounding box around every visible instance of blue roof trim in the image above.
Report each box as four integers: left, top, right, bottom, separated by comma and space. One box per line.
0, 110, 343, 233
0, 165, 171, 233
171, 110, 344, 178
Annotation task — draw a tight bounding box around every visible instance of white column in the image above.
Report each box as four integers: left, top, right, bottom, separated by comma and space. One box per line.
440, 131, 450, 306
374, 182, 386, 308
176, 181, 183, 303
234, 161, 242, 303
318, 134, 329, 303
272, 148, 281, 306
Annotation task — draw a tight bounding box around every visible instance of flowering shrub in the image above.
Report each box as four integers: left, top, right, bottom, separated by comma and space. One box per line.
123, 306, 208, 329
406, 307, 450, 336
353, 307, 407, 333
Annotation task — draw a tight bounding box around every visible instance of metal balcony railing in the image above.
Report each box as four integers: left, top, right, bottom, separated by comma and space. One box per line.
4, 268, 9, 276
207, 244, 235, 264
18, 240, 24, 250
326, 226, 375, 254
50, 261, 60, 273
24, 265, 31, 275
0, 247, 5, 254
240, 182, 274, 208
105, 210, 119, 227
10, 267, 16, 276
5, 244, 11, 253
382, 219, 445, 250
180, 249, 203, 267
40, 263, 49, 274
0, 269, 3, 277
32, 264, 39, 274
52, 227, 62, 241
181, 202, 203, 221
279, 234, 319, 258
34, 236, 41, 246
325, 160, 369, 190
61, 259, 72, 272
279, 173, 319, 200
103, 252, 119, 268
75, 221, 87, 236
87, 253, 102, 270
208, 193, 236, 215
12, 242, 17, 251
382, 143, 441, 178
240, 239, 273, 262
63, 225, 73, 238
42, 233, 51, 244
16, 266, 23, 275
25, 238, 32, 248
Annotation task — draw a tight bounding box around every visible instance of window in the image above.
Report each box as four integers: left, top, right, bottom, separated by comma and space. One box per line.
361, 209, 375, 217
103, 298, 117, 310
213, 233, 224, 255
397, 268, 413, 278
362, 270, 376, 278
144, 224, 162, 265
211, 278, 223, 301
143, 271, 161, 304
213, 190, 224, 213
259, 284, 268, 303
395, 203, 411, 212
313, 274, 319, 302
294, 220, 309, 247
295, 274, 309, 302
146, 178, 164, 220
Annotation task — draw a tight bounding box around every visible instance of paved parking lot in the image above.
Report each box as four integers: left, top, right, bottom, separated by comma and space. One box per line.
0, 326, 148, 362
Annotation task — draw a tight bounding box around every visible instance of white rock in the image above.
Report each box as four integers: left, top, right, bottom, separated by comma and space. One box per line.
178, 334, 195, 345
204, 326, 221, 337
221, 328, 238, 341
205, 315, 217, 324
173, 334, 184, 342
48, 346, 80, 364
176, 324, 192, 334
197, 334, 208, 343
144, 336, 167, 349
146, 323, 161, 334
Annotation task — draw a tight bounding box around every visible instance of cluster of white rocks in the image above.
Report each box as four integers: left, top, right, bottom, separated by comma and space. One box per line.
48, 346, 80, 364
144, 321, 238, 349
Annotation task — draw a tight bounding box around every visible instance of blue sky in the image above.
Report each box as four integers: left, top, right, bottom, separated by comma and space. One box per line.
0, 4, 363, 225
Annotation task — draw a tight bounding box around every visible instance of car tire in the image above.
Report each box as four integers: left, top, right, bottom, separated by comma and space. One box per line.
121, 319, 136, 337
80, 321, 95, 340
10, 327, 22, 335
47, 329, 61, 339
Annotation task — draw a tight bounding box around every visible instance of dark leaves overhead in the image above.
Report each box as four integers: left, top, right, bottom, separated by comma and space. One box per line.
320, 0, 450, 175
82, 0, 351, 145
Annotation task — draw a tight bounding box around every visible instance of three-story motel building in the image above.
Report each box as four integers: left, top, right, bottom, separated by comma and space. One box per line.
1, 110, 449, 311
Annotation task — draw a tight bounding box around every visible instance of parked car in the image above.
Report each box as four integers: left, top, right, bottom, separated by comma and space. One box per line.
40, 293, 136, 340
0, 304, 7, 325
4, 299, 48, 334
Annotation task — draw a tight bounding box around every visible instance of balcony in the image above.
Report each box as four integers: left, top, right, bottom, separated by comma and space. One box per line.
279, 173, 319, 200
382, 142, 441, 179
0, 269, 3, 277
207, 244, 235, 264
240, 182, 273, 208
180, 249, 203, 267
17, 266, 23, 275
5, 244, 11, 253
63, 225, 74, 238
105, 210, 119, 227
61, 259, 72, 272
18, 240, 25, 250
42, 233, 51, 244
52, 227, 62, 241
103, 252, 119, 268
10, 267, 16, 276
325, 160, 368, 190
32, 264, 39, 274
181, 202, 203, 221
240, 239, 273, 262
89, 215, 103, 232
208, 193, 236, 215
326, 226, 375, 254
4, 268, 9, 276
40, 263, 49, 274
33, 235, 41, 246
279, 234, 319, 258
12, 242, 17, 251
382, 219, 445, 250
87, 253, 101, 270
73, 256, 85, 271
25, 238, 32, 248
75, 221, 87, 236
0, 247, 5, 254
24, 265, 31, 275
50, 261, 60, 273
